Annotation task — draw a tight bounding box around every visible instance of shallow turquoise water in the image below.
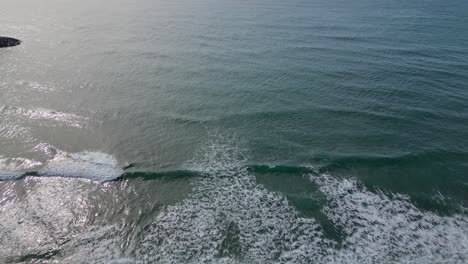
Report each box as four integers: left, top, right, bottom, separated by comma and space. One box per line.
1, 0, 468, 263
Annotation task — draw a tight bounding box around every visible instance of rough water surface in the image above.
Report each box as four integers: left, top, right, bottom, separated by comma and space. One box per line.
1, 0, 468, 263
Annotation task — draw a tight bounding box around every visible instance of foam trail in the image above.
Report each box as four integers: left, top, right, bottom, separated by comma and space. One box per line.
0, 105, 88, 128
311, 173, 468, 264
137, 136, 330, 263
2, 134, 465, 263
137, 135, 468, 264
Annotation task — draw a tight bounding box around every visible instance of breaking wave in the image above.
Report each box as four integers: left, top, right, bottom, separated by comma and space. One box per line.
137, 137, 328, 263
1, 136, 466, 263
136, 136, 468, 264
0, 151, 123, 181
38, 151, 123, 181
0, 156, 42, 180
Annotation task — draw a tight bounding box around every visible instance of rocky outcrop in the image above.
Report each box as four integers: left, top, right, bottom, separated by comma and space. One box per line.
0, 37, 21, 48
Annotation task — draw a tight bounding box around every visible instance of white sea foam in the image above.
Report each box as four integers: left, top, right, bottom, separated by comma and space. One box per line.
0, 105, 88, 128
0, 150, 121, 181
0, 156, 42, 180
15, 80, 56, 93
137, 137, 468, 264
39, 151, 123, 181
312, 173, 468, 264
33, 142, 58, 157
137, 137, 330, 264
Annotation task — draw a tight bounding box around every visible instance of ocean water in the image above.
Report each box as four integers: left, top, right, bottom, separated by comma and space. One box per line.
1, 0, 468, 263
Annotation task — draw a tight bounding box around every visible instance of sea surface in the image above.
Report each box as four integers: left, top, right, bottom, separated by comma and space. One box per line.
1, 0, 468, 263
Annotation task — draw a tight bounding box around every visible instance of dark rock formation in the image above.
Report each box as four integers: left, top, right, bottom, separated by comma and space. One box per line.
0, 37, 21, 48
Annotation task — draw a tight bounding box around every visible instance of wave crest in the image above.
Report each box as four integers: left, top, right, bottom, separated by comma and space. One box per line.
137, 137, 468, 263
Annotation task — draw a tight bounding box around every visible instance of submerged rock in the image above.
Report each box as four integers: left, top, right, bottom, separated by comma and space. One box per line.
0, 36, 21, 48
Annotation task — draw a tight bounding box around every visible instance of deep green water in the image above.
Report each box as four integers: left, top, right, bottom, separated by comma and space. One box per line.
1, 0, 468, 263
